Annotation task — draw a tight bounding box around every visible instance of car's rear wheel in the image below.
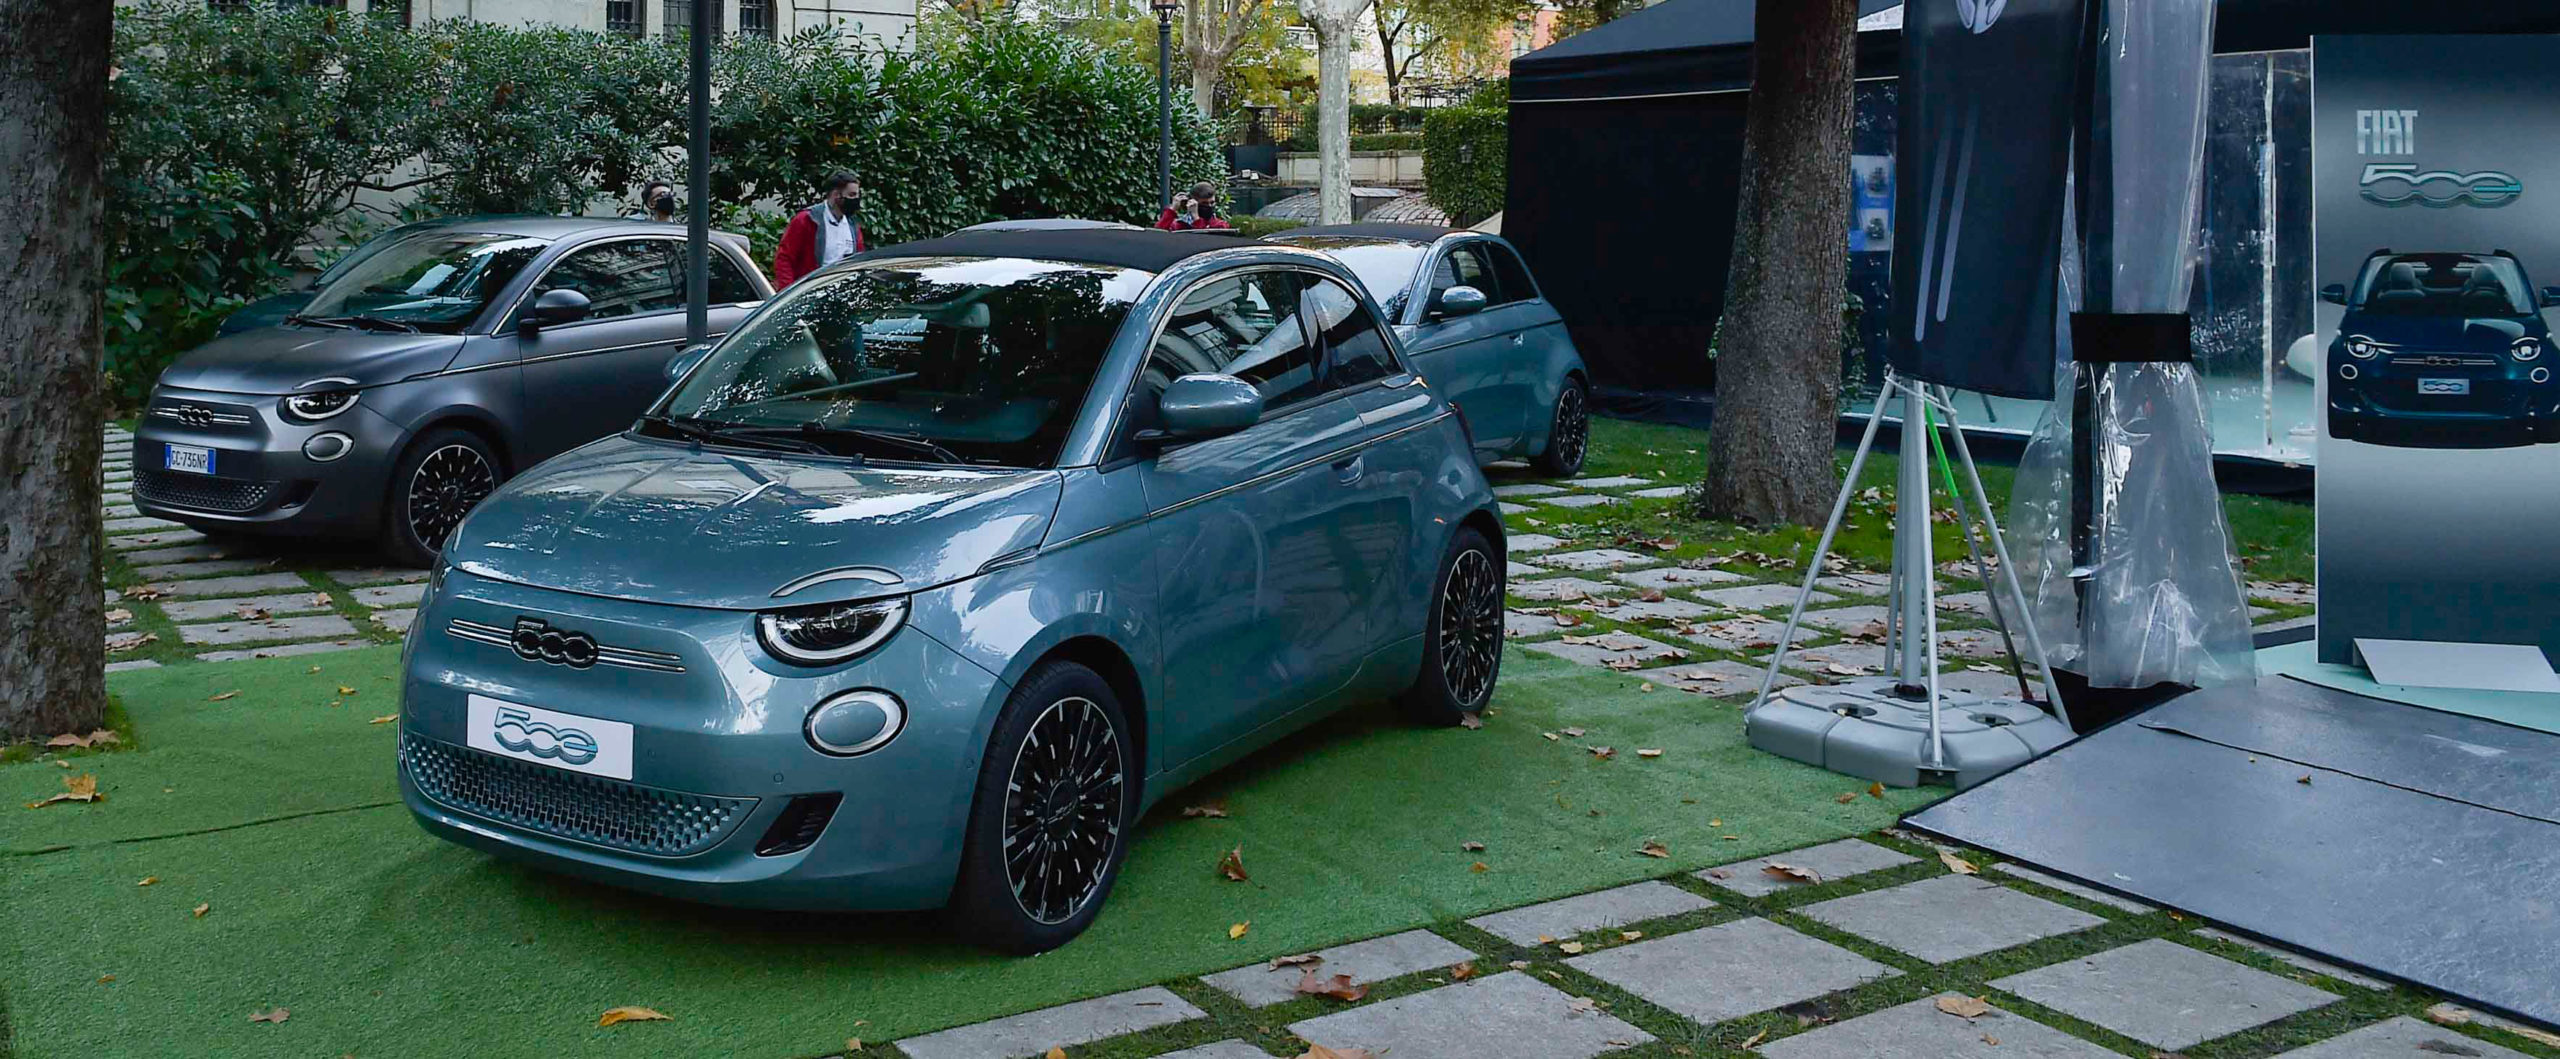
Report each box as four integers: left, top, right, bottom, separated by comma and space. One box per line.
1398, 525, 1504, 726
950, 660, 1136, 954
382, 427, 503, 568
1532, 376, 1589, 477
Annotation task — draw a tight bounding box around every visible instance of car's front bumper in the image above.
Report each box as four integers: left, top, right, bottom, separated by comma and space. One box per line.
397, 569, 1004, 911
129, 383, 403, 536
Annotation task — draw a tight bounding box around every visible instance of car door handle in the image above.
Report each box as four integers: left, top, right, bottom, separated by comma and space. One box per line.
1332, 454, 1365, 483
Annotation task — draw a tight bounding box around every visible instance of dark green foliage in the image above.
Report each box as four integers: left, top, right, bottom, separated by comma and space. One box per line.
1422, 106, 1506, 226
1462, 77, 1510, 109
1349, 132, 1425, 152
1279, 102, 1434, 151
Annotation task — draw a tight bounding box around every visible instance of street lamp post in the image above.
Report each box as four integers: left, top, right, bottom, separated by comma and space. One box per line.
1153, 0, 1179, 211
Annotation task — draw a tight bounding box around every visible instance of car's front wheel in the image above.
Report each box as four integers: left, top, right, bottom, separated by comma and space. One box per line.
950, 660, 1137, 954
1531, 376, 1589, 477
382, 427, 504, 568
1398, 525, 1504, 726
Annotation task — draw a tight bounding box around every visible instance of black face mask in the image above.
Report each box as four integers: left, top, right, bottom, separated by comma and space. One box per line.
651, 193, 676, 214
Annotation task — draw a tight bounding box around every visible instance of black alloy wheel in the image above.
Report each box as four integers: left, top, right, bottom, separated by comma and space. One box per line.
383, 427, 503, 567
1001, 695, 1126, 925
1398, 525, 1504, 725
1533, 377, 1589, 476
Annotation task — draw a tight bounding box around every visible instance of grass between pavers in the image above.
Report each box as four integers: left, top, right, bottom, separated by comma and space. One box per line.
0, 646, 1930, 1059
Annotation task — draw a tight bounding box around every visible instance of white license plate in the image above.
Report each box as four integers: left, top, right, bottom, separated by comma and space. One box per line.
163, 444, 216, 475
2418, 377, 2470, 396
466, 695, 634, 780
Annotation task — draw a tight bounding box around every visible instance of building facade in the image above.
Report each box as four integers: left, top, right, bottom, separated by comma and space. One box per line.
198, 0, 917, 49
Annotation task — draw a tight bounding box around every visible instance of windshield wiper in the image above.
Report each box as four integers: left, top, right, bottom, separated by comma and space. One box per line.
316, 314, 422, 334
284, 313, 351, 330
636, 414, 828, 456
797, 425, 967, 465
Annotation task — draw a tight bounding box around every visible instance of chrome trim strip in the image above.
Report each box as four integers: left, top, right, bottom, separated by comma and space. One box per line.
486, 233, 768, 335
769, 566, 907, 599
403, 333, 730, 383
1044, 409, 1455, 554
446, 618, 687, 673
147, 406, 256, 426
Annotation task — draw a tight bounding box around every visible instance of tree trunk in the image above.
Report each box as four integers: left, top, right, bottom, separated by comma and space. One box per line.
1190, 55, 1220, 118
1297, 0, 1370, 224
0, 0, 111, 740
1695, 0, 1855, 527
1375, 18, 1402, 107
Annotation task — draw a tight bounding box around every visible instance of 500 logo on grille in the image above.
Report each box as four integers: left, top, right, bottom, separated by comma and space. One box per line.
2360, 163, 2523, 208
490, 706, 599, 765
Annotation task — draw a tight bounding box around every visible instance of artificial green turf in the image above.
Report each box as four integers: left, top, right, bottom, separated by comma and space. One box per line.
1, 647, 1928, 1059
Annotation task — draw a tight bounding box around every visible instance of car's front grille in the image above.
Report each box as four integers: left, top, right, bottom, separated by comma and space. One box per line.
2386, 353, 2501, 369
134, 470, 276, 514
401, 732, 756, 858
146, 399, 258, 429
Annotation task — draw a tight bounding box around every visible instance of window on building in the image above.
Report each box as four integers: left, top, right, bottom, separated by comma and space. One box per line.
607, 0, 643, 36
739, 0, 774, 37
664, 0, 723, 36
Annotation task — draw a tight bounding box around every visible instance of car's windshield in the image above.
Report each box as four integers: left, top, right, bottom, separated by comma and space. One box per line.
656, 256, 1151, 467
298, 231, 550, 332
2351, 253, 2534, 317
1283, 237, 1428, 319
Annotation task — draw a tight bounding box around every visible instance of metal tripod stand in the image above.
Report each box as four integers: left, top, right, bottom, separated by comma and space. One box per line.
1743, 371, 2077, 789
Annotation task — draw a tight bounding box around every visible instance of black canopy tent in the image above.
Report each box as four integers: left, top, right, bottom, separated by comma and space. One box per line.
1507, 0, 2560, 421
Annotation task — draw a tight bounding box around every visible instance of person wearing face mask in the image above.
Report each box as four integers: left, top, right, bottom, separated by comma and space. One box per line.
1156, 182, 1233, 231
772, 171, 869, 288
628, 182, 678, 223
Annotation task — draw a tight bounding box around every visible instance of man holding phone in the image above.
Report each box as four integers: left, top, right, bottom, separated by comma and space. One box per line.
773, 171, 868, 287
1155, 181, 1233, 231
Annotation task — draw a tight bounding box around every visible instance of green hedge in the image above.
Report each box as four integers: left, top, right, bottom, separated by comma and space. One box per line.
1280, 103, 1434, 151
1422, 106, 1506, 227
1349, 133, 1424, 152
102, 3, 1224, 407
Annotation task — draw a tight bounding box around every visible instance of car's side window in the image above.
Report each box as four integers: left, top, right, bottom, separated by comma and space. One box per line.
681, 244, 762, 305
1137, 269, 1326, 419
1303, 277, 1398, 387
1425, 243, 1502, 317
535, 239, 684, 321
1486, 243, 1539, 304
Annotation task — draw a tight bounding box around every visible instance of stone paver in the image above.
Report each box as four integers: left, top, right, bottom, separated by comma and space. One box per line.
1815, 572, 1892, 595
1506, 610, 1572, 639
106, 660, 162, 673
1626, 486, 1687, 500
1491, 483, 1568, 498
895, 986, 1203, 1059
1466, 881, 1716, 946
1635, 659, 1797, 699
373, 609, 418, 633
2267, 1017, 2532, 1059
352, 583, 427, 608
160, 593, 337, 623
1571, 476, 1653, 489
1799, 605, 1890, 632
1990, 939, 2339, 1051
1499, 502, 1538, 517
2193, 929, 2388, 990
1935, 670, 2039, 697
1506, 560, 1544, 579
1939, 591, 1994, 616
1541, 494, 1620, 509
1697, 583, 1833, 611
1510, 577, 1621, 603
108, 530, 209, 552
1673, 617, 1789, 653
1760, 994, 2122, 1059
178, 614, 362, 647
1569, 917, 1900, 1025
1988, 863, 2154, 914
120, 542, 253, 566
1540, 549, 1656, 572
1612, 566, 1748, 591
1507, 533, 1567, 553
328, 567, 431, 586
1523, 632, 1685, 671
195, 639, 371, 662
1935, 629, 2007, 660
1204, 930, 1475, 1008
1289, 972, 1651, 1059
131, 558, 280, 581
106, 516, 188, 534
149, 573, 311, 598
1597, 597, 1720, 623
1784, 643, 1889, 677
105, 505, 140, 519
1696, 839, 1918, 897
1151, 1043, 1280, 1059
1798, 875, 2104, 964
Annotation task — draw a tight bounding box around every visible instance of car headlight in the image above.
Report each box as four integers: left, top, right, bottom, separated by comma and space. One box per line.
2345, 336, 2378, 359
281, 389, 359, 421
2514, 337, 2543, 362
757, 597, 908, 665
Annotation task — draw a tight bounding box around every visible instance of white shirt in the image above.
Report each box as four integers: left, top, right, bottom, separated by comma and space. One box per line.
817, 204, 857, 267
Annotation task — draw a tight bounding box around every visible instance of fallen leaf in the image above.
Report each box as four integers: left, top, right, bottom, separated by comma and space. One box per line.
1639, 589, 1667, 603
1740, 1030, 1768, 1048
1458, 713, 1484, 730
2297, 774, 2312, 785
209, 690, 241, 702
1983, 1035, 2002, 1046
1868, 782, 1886, 799
1229, 921, 1250, 939
1046, 1049, 1066, 1059
1762, 862, 1821, 884
1586, 745, 1616, 760
105, 608, 133, 624
1460, 840, 1485, 852
1636, 748, 1663, 759
2414, 1042, 2483, 1056
1297, 1046, 1376, 1059
138, 876, 157, 886
44, 732, 88, 749
234, 606, 271, 621
1450, 960, 1476, 980
1835, 793, 1858, 803
369, 715, 398, 724
337, 686, 357, 696
1565, 995, 1597, 1014
1636, 840, 1670, 859
248, 1007, 289, 1024
98, 974, 114, 983
309, 593, 332, 607
1181, 802, 1229, 819
193, 902, 210, 918
1638, 683, 1654, 693
1706, 868, 1733, 880
1270, 952, 1323, 969
1294, 969, 1368, 1002
1939, 851, 1979, 875
597, 1006, 671, 1027
2427, 1004, 2474, 1026
1217, 846, 1249, 882
1619, 930, 1642, 941
1470, 861, 1489, 873
2514, 1026, 2560, 1050
1559, 635, 1606, 645
1557, 941, 1585, 954
1708, 819, 1724, 828
1936, 994, 1992, 1019
105, 632, 158, 652
1507, 960, 1530, 970
25, 773, 103, 809
1541, 731, 1561, 741
1561, 726, 1586, 738
1554, 612, 1584, 628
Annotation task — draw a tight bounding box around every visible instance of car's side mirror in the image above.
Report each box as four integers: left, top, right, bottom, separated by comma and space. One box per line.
2541, 286, 2560, 307
664, 343, 712, 382
2320, 283, 2349, 306
520, 288, 591, 333
1151, 374, 1263, 441
1432, 285, 1488, 319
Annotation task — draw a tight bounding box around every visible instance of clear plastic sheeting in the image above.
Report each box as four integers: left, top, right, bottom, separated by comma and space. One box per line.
2011, 362, 2258, 688
2009, 0, 2257, 690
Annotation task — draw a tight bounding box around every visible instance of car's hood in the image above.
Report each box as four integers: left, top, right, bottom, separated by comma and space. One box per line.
217, 291, 316, 335
448, 434, 1063, 611
155, 327, 467, 395
2342, 313, 2534, 352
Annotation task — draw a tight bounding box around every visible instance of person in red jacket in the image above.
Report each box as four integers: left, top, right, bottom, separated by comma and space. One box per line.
772, 172, 867, 288
1156, 182, 1234, 231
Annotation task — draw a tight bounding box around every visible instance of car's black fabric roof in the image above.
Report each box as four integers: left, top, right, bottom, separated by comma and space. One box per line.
1272, 222, 1455, 246
853, 228, 1263, 273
